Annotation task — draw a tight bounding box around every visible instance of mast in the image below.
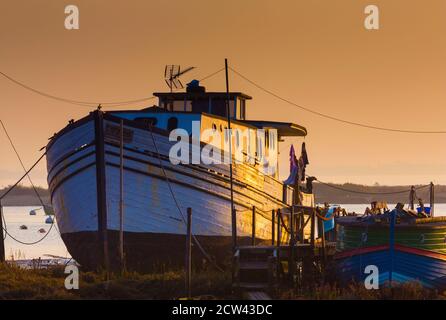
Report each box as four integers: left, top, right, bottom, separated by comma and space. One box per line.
225, 59, 236, 252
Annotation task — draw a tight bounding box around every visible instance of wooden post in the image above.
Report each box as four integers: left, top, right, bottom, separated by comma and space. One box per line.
94, 110, 110, 275
289, 206, 295, 282
271, 210, 275, 246
409, 186, 415, 210
119, 119, 125, 272
277, 209, 281, 247
300, 210, 305, 244
319, 216, 327, 271
251, 206, 256, 246
0, 199, 5, 263
186, 208, 192, 299
232, 208, 237, 252
430, 182, 434, 217
225, 59, 236, 254
389, 209, 396, 286
310, 208, 315, 249
276, 209, 281, 276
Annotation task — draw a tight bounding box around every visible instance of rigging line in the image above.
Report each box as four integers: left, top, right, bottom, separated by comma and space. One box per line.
312, 177, 430, 195
0, 67, 225, 108
0, 147, 56, 245
147, 124, 224, 272
229, 67, 446, 134
0, 120, 46, 207
1, 207, 6, 240
0, 152, 46, 200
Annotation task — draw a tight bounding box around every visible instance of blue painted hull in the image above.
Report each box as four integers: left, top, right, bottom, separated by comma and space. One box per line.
335, 245, 446, 290
45, 112, 298, 270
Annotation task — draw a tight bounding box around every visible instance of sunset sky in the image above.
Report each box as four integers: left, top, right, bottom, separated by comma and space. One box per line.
0, 0, 445, 188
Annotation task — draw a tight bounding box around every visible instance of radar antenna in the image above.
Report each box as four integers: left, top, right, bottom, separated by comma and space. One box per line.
164, 65, 195, 92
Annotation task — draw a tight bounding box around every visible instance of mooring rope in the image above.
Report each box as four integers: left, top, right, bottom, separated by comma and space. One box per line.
0, 152, 46, 201
0, 127, 56, 246
0, 120, 47, 208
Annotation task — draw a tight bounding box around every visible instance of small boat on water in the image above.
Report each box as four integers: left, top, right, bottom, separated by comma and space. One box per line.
45, 216, 53, 224
45, 80, 313, 271
335, 202, 446, 290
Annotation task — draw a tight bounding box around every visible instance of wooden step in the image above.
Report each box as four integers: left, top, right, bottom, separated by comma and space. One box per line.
237, 282, 269, 290
244, 291, 272, 300
239, 261, 269, 270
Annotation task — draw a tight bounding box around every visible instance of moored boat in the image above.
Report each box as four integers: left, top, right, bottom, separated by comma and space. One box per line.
334, 205, 446, 289
46, 81, 313, 271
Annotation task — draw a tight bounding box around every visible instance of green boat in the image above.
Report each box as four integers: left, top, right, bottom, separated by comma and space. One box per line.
334, 203, 446, 289
336, 215, 446, 254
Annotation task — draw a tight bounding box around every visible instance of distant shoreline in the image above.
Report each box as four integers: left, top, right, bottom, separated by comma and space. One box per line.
1, 184, 444, 205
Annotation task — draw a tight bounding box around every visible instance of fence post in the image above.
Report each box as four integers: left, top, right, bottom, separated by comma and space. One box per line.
430, 182, 434, 217
185, 208, 192, 299
277, 209, 281, 247
0, 199, 5, 263
289, 206, 295, 282
119, 119, 125, 272
310, 208, 315, 249
232, 208, 237, 253
318, 215, 327, 271
271, 210, 275, 246
251, 206, 256, 246
389, 209, 396, 286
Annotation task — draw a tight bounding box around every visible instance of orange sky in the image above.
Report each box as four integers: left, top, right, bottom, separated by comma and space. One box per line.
0, 0, 445, 187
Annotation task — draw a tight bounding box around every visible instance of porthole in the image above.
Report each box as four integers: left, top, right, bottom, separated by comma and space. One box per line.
167, 117, 178, 131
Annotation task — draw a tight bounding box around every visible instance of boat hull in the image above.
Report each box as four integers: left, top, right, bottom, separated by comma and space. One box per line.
46, 112, 296, 270
335, 244, 446, 290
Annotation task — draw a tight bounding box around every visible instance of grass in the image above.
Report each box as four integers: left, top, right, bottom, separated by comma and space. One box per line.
280, 281, 445, 300
0, 263, 232, 300
0, 262, 444, 300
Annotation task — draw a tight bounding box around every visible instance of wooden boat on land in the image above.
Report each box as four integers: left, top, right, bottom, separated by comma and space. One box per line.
45, 81, 312, 271
335, 209, 446, 289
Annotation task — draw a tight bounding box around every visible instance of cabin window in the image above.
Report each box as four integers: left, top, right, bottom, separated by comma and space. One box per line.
239, 99, 246, 120
134, 117, 157, 127
192, 98, 209, 113
172, 100, 186, 112
265, 130, 270, 148
210, 99, 236, 118
235, 130, 240, 147
210, 99, 226, 117
269, 130, 276, 150
212, 123, 217, 132
256, 135, 263, 159
185, 100, 192, 112
167, 117, 178, 131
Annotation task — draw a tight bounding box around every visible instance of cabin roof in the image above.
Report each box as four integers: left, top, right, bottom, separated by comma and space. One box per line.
240, 120, 307, 137
153, 92, 252, 100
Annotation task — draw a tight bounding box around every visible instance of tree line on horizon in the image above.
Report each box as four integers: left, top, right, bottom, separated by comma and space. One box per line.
0, 183, 444, 206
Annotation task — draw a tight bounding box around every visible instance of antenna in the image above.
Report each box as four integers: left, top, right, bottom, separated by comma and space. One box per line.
164, 65, 195, 92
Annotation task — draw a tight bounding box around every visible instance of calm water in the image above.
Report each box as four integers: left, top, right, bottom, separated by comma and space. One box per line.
2, 204, 446, 260
2, 206, 70, 260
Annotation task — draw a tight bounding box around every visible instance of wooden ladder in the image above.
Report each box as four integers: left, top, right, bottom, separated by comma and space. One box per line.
232, 246, 279, 299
